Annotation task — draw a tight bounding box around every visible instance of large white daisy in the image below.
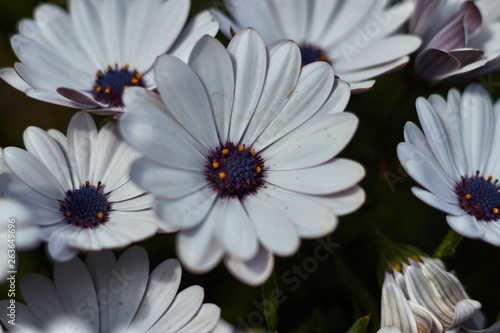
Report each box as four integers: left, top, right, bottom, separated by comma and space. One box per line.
211, 0, 421, 93
0, 199, 42, 281
120, 28, 365, 285
411, 0, 500, 83
0, 112, 160, 261
397, 83, 500, 245
0, 0, 219, 115
379, 256, 499, 332
0, 246, 221, 332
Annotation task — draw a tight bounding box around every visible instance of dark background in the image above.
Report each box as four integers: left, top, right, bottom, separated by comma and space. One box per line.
0, 1, 499, 332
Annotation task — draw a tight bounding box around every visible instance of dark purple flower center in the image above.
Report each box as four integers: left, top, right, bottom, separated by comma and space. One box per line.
60, 181, 111, 229
205, 142, 266, 199
299, 44, 329, 67
92, 64, 145, 107
455, 172, 500, 222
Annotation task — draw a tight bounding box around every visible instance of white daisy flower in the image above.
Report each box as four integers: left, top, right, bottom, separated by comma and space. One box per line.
0, 0, 219, 115
211, 0, 421, 93
0, 199, 42, 281
0, 112, 160, 262
379, 256, 499, 332
397, 83, 500, 245
120, 28, 365, 285
411, 0, 500, 83
0, 246, 221, 332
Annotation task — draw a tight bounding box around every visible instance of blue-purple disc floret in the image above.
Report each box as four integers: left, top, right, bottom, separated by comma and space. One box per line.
59, 181, 111, 229
205, 142, 266, 200
299, 44, 329, 67
455, 172, 500, 222
92, 64, 145, 107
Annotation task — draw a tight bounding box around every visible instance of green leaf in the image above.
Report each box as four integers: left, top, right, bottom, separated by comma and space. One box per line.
261, 270, 279, 333
346, 314, 370, 333
432, 229, 463, 259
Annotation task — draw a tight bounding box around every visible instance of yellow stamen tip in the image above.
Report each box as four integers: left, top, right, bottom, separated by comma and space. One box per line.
251, 150, 256, 155
494, 208, 499, 214
124, 64, 129, 70
131, 78, 139, 84
97, 212, 104, 219
222, 149, 228, 155
466, 194, 472, 199
107, 65, 112, 70
135, 73, 142, 79
212, 160, 219, 169
105, 87, 111, 94
124, 86, 128, 90
66, 212, 71, 217
219, 172, 226, 179
95, 86, 102, 92
85, 181, 90, 186
239, 146, 245, 152
256, 166, 262, 173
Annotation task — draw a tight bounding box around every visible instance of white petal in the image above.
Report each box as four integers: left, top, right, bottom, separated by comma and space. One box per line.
4, 147, 65, 199
147, 286, 204, 333
224, 245, 274, 286
242, 41, 302, 145
176, 203, 225, 273
227, 28, 267, 143
0, 300, 47, 332
446, 214, 485, 239
0, 67, 31, 92
189, 35, 234, 143
397, 143, 457, 203
177, 303, 221, 333
53, 257, 99, 331
258, 186, 338, 238
120, 88, 206, 171
153, 187, 217, 230
130, 159, 206, 200
26, 88, 93, 109
411, 187, 462, 216
313, 185, 366, 216
245, 193, 300, 256
107, 246, 149, 332
314, 79, 351, 116
128, 259, 182, 332
169, 10, 220, 63
154, 55, 219, 148
266, 158, 365, 195
215, 198, 258, 260
460, 83, 495, 173
67, 112, 97, 186
262, 112, 358, 170
20, 274, 68, 326
47, 227, 80, 261
254, 62, 335, 150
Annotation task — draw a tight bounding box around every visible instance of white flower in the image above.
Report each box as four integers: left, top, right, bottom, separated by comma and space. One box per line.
120, 28, 365, 285
0, 199, 42, 281
379, 257, 499, 333
0, 0, 219, 114
211, 0, 421, 93
411, 0, 500, 83
397, 83, 500, 245
0, 112, 160, 261
0, 246, 221, 333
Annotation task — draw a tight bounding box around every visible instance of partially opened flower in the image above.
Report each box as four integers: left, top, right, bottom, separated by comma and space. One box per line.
0, 246, 221, 332
379, 256, 499, 332
0, 112, 160, 261
0, 199, 42, 281
0, 0, 219, 115
211, 0, 421, 93
120, 28, 365, 285
411, 0, 500, 83
397, 83, 500, 245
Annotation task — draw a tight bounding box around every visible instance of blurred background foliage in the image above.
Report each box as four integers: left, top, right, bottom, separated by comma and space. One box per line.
1, 1, 500, 332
